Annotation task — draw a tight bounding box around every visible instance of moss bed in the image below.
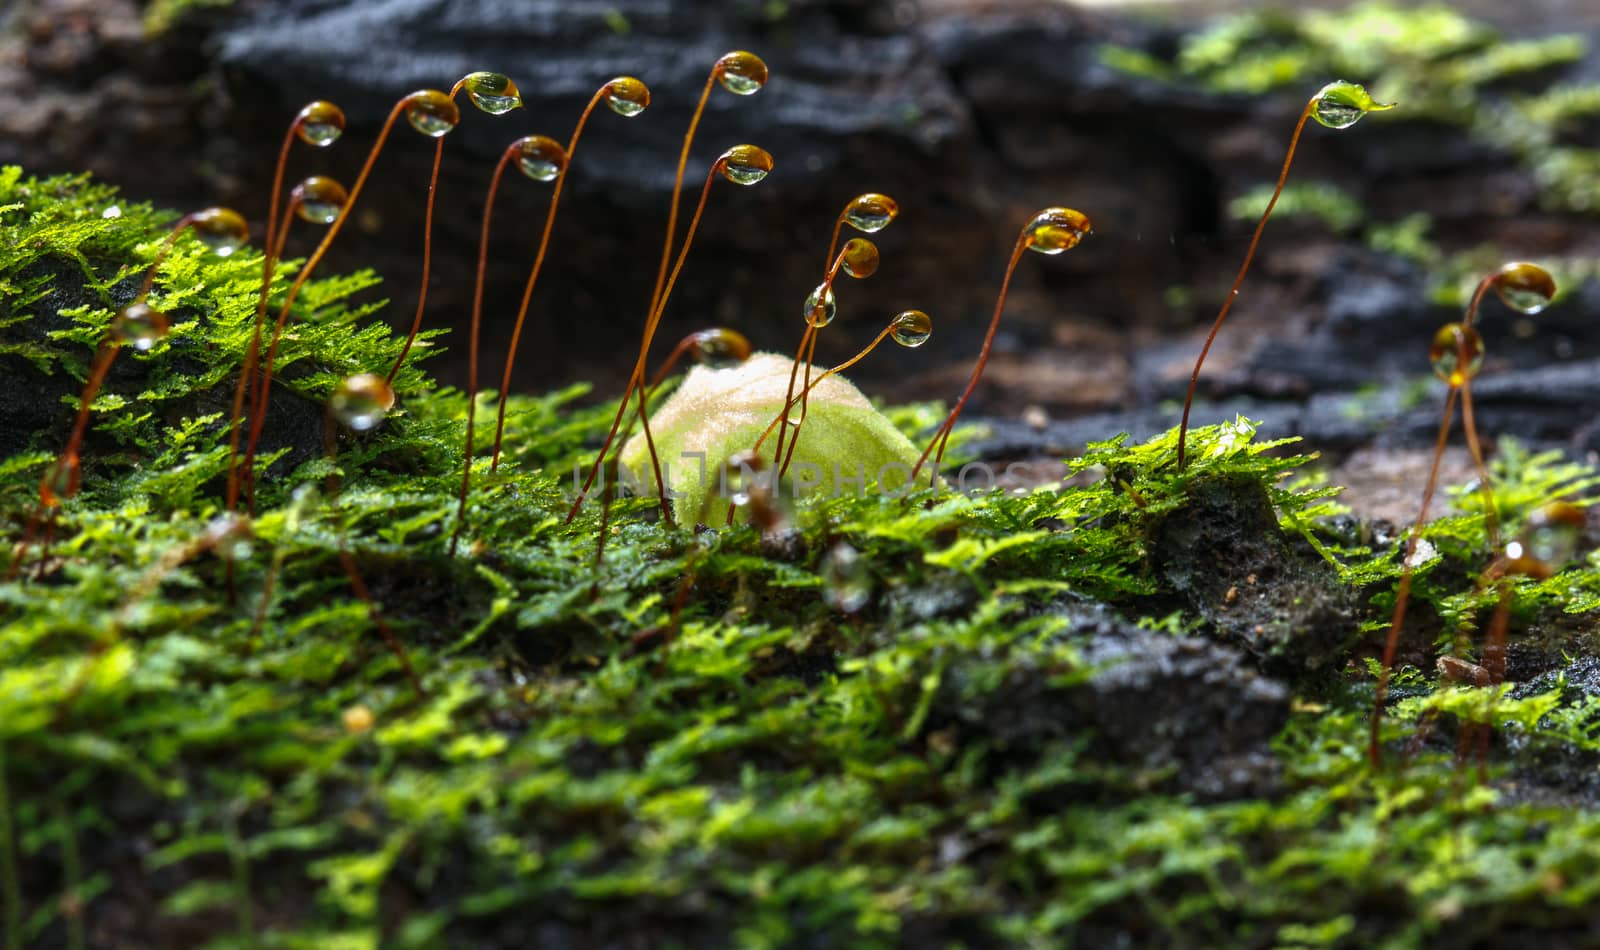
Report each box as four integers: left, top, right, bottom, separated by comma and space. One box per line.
4, 157, 1600, 949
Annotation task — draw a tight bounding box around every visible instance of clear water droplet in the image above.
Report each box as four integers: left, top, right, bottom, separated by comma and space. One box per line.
203, 512, 255, 561
605, 76, 651, 117
512, 135, 568, 183
840, 237, 879, 279
890, 309, 933, 347
111, 302, 170, 351
404, 89, 461, 137
1311, 80, 1394, 130
1428, 322, 1484, 386
1493, 262, 1556, 315
330, 373, 396, 431
295, 100, 345, 147
191, 207, 250, 256
459, 72, 522, 115
844, 193, 899, 233
690, 328, 751, 368
292, 176, 349, 225
1522, 501, 1585, 567
715, 50, 768, 95
718, 144, 773, 185
804, 283, 837, 328
40, 451, 80, 508
723, 450, 765, 507
1024, 207, 1092, 255
821, 542, 871, 613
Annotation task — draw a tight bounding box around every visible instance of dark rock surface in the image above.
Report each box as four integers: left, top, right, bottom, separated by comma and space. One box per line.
5, 0, 1598, 467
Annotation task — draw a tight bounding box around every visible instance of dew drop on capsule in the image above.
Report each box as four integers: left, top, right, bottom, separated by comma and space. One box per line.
1025, 207, 1092, 255
512, 135, 568, 183
330, 373, 397, 431
718, 144, 773, 185
111, 302, 170, 351
403, 89, 461, 137
821, 542, 871, 613
1428, 322, 1484, 386
840, 238, 879, 279
715, 50, 769, 96
844, 193, 899, 233
460, 72, 523, 115
605, 76, 650, 117
1311, 80, 1395, 130
293, 176, 349, 225
890, 309, 933, 348
40, 451, 80, 508
691, 328, 751, 368
190, 207, 250, 257
295, 100, 346, 147
1493, 262, 1556, 315
1522, 501, 1585, 567
803, 282, 837, 328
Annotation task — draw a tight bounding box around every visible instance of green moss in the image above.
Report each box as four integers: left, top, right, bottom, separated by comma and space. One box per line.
3, 169, 1600, 945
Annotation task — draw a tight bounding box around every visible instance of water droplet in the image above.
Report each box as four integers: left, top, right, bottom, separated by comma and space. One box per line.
804, 282, 837, 327
459, 72, 522, 115
1428, 322, 1484, 386
111, 302, 170, 351
1311, 80, 1395, 130
844, 193, 899, 233
718, 144, 773, 185
1024, 207, 1092, 255
292, 176, 349, 225
840, 237, 879, 279
1521, 501, 1585, 567
512, 135, 568, 183
203, 513, 255, 560
191, 207, 249, 256
715, 50, 768, 95
40, 451, 79, 508
330, 373, 396, 431
403, 89, 461, 137
102, 206, 121, 219
821, 542, 871, 613
1493, 262, 1556, 315
690, 328, 751, 368
605, 76, 651, 116
295, 100, 345, 147
890, 309, 933, 347
723, 450, 766, 506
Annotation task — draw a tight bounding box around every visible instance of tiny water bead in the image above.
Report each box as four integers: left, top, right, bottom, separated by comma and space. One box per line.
605, 76, 651, 117
403, 89, 461, 137
459, 71, 523, 115
1310, 80, 1395, 130
840, 237, 879, 279
1493, 262, 1557, 315
718, 144, 774, 185
40, 451, 80, 508
1428, 322, 1485, 385
1519, 501, 1586, 567
804, 283, 837, 328
890, 309, 933, 347
690, 328, 751, 368
292, 176, 349, 225
715, 50, 769, 95
723, 450, 766, 507
295, 100, 345, 147
821, 542, 872, 613
1024, 206, 1093, 255
513, 135, 568, 183
843, 193, 899, 233
330, 374, 397, 431
110, 302, 170, 351
190, 207, 250, 257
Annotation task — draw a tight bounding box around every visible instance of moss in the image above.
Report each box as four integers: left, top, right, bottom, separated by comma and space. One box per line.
4, 168, 1600, 946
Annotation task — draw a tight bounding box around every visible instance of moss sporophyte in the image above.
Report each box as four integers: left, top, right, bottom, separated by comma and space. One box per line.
5, 22, 1600, 943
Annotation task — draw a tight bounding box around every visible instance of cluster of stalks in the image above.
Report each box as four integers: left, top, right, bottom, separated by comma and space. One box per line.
8, 56, 1580, 781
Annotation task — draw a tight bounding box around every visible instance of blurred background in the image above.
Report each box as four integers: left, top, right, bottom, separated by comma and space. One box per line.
3, 0, 1598, 487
